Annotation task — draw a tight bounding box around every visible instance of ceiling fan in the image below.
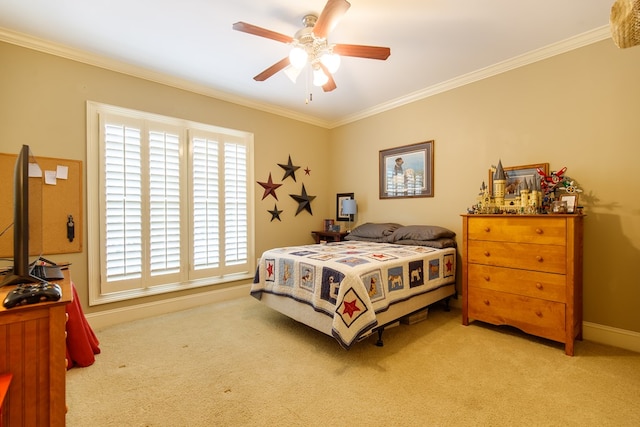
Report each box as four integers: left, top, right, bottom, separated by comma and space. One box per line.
232, 0, 391, 93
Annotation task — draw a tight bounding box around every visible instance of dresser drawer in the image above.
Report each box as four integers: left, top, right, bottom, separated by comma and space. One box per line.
467, 216, 566, 245
467, 240, 566, 274
467, 264, 566, 302
467, 287, 566, 342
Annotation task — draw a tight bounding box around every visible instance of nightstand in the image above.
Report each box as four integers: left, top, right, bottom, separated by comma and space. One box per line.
311, 230, 348, 243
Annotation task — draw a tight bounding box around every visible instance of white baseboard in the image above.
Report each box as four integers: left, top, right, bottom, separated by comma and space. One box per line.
451, 297, 639, 353
85, 287, 640, 354
84, 283, 252, 331
583, 321, 640, 354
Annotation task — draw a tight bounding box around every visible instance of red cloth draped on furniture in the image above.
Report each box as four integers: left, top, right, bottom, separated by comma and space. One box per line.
65, 283, 100, 369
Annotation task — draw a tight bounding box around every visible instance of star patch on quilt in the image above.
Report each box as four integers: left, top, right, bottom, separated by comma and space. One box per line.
444, 253, 455, 278
265, 259, 275, 282
364, 252, 397, 262
337, 287, 368, 327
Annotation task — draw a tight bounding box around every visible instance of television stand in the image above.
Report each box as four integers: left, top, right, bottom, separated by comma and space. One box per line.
0, 268, 71, 426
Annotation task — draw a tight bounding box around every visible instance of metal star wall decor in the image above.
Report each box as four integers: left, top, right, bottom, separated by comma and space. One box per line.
278, 155, 300, 182
290, 184, 316, 216
268, 204, 283, 222
304, 166, 311, 175
257, 172, 282, 200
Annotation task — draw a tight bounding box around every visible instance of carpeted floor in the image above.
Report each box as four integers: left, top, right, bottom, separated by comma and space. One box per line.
66, 296, 640, 426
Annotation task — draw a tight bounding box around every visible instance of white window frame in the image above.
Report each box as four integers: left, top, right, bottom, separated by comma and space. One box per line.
86, 101, 255, 305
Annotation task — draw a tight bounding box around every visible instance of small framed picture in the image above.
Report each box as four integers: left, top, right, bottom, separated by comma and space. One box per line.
336, 193, 354, 221
560, 194, 578, 214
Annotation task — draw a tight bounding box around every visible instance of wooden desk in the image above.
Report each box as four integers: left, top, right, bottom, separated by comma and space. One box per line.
0, 270, 72, 426
311, 230, 348, 243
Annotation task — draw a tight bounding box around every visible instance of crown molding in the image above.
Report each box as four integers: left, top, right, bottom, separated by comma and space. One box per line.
2, 25, 611, 130
330, 26, 612, 128
0, 27, 331, 128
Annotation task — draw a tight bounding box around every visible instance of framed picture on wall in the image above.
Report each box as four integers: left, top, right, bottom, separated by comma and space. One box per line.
488, 163, 549, 197
336, 193, 354, 221
379, 140, 434, 199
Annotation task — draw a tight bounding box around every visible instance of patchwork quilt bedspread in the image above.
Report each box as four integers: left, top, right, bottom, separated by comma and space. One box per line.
251, 241, 456, 348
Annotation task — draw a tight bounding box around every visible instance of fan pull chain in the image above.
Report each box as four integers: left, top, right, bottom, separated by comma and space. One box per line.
305, 66, 311, 104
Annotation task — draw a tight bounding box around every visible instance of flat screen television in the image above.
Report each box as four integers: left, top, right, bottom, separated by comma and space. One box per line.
0, 144, 44, 287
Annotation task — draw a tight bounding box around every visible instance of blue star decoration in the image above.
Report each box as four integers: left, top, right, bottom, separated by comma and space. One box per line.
257, 172, 282, 200
268, 204, 283, 222
290, 184, 316, 216
278, 155, 300, 182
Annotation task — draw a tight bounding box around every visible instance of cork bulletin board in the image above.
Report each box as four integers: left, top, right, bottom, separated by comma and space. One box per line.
0, 152, 83, 257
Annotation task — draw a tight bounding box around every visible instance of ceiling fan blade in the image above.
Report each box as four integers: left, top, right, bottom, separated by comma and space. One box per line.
319, 63, 337, 92
232, 22, 293, 44
333, 43, 391, 60
253, 57, 290, 81
313, 0, 351, 39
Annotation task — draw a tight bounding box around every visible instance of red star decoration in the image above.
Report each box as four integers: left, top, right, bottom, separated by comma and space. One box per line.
257, 173, 282, 200
304, 167, 311, 175
342, 299, 361, 318
266, 262, 274, 277
446, 259, 453, 271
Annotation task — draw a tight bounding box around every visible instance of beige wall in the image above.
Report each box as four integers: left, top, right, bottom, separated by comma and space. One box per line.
329, 39, 640, 333
1, 38, 639, 335
0, 41, 331, 314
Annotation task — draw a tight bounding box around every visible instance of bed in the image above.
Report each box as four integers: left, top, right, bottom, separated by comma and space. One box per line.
251, 223, 457, 348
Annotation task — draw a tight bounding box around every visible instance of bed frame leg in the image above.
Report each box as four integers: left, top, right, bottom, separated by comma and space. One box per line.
376, 328, 384, 347
444, 297, 451, 312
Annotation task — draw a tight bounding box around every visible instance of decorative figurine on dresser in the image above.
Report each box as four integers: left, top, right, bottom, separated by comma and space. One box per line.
462, 160, 584, 356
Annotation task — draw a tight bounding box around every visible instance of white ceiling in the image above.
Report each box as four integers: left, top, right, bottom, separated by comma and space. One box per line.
0, 0, 615, 127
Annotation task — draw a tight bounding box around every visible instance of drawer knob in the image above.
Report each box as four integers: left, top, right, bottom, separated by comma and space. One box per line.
535, 228, 543, 234
535, 310, 543, 317
535, 282, 543, 290
483, 275, 491, 282
483, 299, 490, 306
484, 251, 491, 257
536, 255, 543, 262
484, 227, 491, 232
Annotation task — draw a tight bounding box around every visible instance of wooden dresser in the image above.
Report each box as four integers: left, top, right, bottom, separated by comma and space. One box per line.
0, 270, 71, 426
461, 214, 584, 355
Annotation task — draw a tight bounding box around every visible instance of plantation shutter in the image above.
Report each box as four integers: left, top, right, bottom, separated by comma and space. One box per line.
89, 102, 254, 304
103, 122, 143, 282
149, 130, 182, 276
192, 137, 220, 270
224, 142, 248, 266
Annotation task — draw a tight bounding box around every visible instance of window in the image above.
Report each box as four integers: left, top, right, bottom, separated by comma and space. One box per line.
87, 102, 254, 305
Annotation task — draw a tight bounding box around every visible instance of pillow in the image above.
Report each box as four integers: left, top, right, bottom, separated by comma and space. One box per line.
388, 225, 456, 242
344, 235, 388, 243
348, 222, 403, 239
392, 237, 457, 249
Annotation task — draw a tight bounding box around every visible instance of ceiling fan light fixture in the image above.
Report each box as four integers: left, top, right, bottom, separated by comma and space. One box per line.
283, 65, 303, 83
312, 67, 329, 87
233, 0, 390, 94
320, 51, 340, 74
289, 46, 308, 69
